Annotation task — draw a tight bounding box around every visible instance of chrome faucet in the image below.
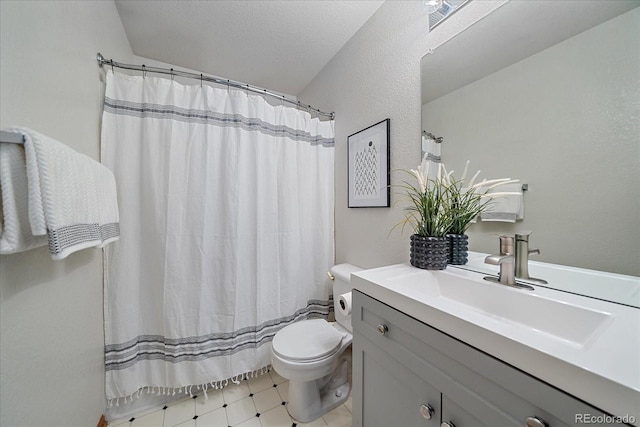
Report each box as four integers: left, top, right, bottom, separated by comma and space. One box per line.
485, 235, 516, 285
515, 231, 548, 284
484, 235, 534, 290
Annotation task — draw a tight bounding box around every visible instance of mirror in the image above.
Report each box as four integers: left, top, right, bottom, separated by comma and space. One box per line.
421, 1, 640, 304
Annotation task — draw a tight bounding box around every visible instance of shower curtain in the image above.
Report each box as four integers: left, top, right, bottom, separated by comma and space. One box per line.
101, 71, 335, 406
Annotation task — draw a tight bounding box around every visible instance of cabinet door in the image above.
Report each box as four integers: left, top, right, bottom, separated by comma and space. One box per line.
441, 390, 520, 427
441, 395, 490, 427
352, 332, 440, 427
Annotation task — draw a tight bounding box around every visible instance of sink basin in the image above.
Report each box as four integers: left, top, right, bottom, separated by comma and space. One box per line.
431, 270, 612, 347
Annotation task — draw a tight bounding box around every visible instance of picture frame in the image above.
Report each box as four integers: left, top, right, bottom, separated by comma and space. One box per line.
347, 119, 390, 208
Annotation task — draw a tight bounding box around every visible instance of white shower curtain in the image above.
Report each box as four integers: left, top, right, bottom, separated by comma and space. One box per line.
101, 71, 335, 406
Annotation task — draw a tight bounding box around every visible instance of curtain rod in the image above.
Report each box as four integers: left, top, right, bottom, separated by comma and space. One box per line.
96, 53, 335, 120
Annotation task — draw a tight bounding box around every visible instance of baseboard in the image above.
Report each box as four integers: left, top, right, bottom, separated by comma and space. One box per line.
97, 414, 107, 427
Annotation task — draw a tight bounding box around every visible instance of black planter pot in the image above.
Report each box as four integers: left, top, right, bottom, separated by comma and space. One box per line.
446, 233, 469, 265
410, 234, 448, 270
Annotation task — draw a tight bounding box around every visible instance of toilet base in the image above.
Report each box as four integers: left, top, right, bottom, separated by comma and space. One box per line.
286, 356, 351, 423
287, 380, 351, 423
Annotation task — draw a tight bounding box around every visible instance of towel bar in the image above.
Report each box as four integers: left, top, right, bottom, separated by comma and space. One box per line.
0, 130, 24, 144
422, 130, 443, 143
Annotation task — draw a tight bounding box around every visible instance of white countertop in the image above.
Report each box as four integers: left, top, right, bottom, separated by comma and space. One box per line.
351, 263, 640, 423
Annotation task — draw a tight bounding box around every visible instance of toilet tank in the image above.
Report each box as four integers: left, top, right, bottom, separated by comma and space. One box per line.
329, 263, 362, 333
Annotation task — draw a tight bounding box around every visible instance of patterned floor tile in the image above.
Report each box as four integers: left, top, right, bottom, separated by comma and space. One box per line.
194, 406, 227, 427
163, 397, 195, 427
225, 396, 256, 426
222, 381, 251, 405
110, 379, 352, 427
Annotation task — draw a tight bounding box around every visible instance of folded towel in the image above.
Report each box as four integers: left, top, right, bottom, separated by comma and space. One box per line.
0, 143, 48, 253
0, 128, 120, 259
480, 183, 524, 223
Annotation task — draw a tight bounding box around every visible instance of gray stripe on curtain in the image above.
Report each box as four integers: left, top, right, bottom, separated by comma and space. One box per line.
103, 97, 335, 147
105, 298, 333, 371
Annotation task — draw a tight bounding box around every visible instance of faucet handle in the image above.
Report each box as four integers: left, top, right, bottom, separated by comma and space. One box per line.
515, 230, 532, 241
498, 235, 515, 255
528, 248, 540, 256
484, 254, 514, 266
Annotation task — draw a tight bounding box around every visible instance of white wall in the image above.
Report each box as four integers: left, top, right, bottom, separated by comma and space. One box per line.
0, 2, 132, 426
299, 1, 507, 268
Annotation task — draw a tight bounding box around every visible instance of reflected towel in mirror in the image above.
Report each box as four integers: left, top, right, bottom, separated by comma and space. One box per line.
480, 183, 523, 223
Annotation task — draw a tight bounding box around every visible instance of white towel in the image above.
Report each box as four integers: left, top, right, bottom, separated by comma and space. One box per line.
480, 183, 524, 223
0, 128, 120, 259
421, 134, 441, 180
0, 143, 48, 253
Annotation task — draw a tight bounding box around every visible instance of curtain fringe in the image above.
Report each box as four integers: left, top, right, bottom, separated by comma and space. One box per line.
106, 364, 272, 409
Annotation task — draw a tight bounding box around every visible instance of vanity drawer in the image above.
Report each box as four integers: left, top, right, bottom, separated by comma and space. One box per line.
352, 290, 623, 427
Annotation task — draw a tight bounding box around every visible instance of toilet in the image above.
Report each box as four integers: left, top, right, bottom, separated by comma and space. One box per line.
271, 263, 361, 423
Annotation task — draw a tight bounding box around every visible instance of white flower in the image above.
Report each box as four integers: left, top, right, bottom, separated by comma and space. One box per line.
410, 168, 427, 193
410, 155, 434, 193
470, 178, 514, 190
467, 170, 481, 189
440, 164, 454, 187
480, 191, 521, 199
460, 160, 470, 182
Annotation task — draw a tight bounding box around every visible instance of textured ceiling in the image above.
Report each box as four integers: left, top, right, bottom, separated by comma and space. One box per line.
114, 0, 385, 96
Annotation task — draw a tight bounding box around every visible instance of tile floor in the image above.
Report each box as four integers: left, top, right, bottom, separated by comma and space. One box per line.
108, 369, 352, 427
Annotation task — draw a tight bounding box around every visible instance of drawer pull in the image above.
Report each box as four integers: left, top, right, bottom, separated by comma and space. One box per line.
419, 403, 434, 420
525, 416, 548, 427
377, 324, 389, 335
441, 422, 455, 427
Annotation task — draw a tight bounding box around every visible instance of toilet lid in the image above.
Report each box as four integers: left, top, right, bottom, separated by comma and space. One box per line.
272, 319, 344, 362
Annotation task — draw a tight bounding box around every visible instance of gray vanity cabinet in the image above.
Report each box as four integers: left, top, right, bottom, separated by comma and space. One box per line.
352, 290, 623, 427
354, 333, 440, 426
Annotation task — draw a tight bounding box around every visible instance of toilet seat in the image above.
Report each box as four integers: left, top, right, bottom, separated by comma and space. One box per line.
272, 319, 344, 362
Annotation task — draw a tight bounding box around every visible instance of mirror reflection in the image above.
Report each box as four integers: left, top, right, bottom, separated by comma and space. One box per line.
421, 1, 640, 306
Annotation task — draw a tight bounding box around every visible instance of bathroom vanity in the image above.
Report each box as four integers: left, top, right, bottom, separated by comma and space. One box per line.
350, 264, 639, 427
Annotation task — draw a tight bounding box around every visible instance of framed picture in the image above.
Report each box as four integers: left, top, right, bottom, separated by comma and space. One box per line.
348, 119, 390, 208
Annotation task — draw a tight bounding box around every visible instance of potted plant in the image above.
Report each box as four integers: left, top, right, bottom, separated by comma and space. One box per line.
395, 159, 454, 270
396, 158, 518, 270
442, 160, 519, 265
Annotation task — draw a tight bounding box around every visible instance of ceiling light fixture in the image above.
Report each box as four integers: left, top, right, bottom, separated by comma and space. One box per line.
425, 0, 470, 30
423, 0, 443, 15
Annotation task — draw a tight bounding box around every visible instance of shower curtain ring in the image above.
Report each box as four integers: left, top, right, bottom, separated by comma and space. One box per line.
142, 64, 146, 79
110, 60, 114, 73
171, 68, 174, 80
227, 80, 230, 92
200, 74, 203, 88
